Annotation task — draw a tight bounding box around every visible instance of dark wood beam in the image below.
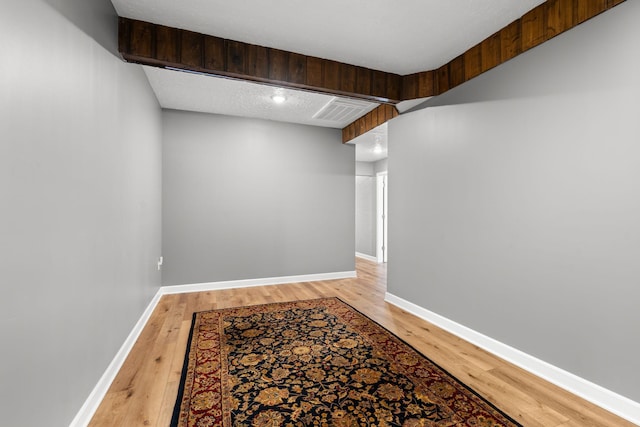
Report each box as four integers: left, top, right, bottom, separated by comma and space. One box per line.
402, 71, 436, 100
423, 0, 625, 98
116, 2, 627, 144
342, 0, 626, 142
118, 17, 403, 104
342, 105, 399, 143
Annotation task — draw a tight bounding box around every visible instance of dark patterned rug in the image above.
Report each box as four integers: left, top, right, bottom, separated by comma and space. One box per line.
171, 298, 521, 427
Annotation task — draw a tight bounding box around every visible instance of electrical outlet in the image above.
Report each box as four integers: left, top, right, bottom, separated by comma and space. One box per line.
157, 256, 163, 271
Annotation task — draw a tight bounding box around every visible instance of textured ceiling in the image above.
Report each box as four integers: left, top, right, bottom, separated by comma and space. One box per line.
143, 67, 378, 129
113, 0, 546, 160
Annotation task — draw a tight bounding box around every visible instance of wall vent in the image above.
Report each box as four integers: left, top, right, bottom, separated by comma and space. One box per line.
313, 97, 376, 124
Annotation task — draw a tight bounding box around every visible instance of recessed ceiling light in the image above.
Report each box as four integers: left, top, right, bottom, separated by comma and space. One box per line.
271, 94, 286, 104
373, 135, 384, 154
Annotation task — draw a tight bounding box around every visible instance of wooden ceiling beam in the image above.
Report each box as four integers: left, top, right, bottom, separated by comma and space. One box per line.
342, 0, 627, 143
342, 105, 399, 143
117, 1, 627, 144
118, 17, 403, 104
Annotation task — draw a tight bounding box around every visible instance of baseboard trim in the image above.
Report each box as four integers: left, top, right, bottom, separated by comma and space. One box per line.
69, 289, 164, 427
355, 252, 378, 262
161, 270, 357, 294
71, 270, 357, 425
384, 292, 640, 426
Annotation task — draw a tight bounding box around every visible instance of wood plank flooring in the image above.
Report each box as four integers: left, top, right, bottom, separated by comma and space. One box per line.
89, 258, 635, 426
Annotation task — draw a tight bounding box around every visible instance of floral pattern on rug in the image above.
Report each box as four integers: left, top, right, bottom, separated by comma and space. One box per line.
172, 298, 521, 427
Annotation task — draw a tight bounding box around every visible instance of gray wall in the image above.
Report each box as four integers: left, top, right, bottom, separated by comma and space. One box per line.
389, 1, 640, 402
355, 160, 388, 258
355, 169, 376, 257
162, 110, 355, 285
0, 1, 162, 426
356, 161, 374, 176
374, 158, 388, 175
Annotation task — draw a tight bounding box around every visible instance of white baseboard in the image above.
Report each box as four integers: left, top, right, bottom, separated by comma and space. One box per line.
355, 252, 378, 263
69, 289, 164, 427
70, 270, 357, 426
161, 270, 357, 294
385, 292, 640, 426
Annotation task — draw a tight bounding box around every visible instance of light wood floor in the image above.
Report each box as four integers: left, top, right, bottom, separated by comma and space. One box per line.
89, 258, 634, 426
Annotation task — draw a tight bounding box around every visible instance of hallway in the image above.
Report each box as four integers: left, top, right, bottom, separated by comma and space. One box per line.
90, 258, 631, 426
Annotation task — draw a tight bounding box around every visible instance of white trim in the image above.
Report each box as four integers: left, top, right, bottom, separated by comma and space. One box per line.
69, 289, 164, 427
355, 252, 378, 263
376, 172, 388, 263
161, 271, 357, 294
385, 292, 640, 426
71, 270, 357, 425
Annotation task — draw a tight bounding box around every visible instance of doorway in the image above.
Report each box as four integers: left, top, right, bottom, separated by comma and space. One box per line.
376, 172, 388, 263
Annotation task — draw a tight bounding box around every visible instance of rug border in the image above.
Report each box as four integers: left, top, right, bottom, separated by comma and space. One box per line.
335, 298, 523, 427
170, 297, 522, 427
170, 311, 199, 427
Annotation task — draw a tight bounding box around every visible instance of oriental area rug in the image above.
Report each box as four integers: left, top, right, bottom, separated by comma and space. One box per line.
171, 298, 521, 427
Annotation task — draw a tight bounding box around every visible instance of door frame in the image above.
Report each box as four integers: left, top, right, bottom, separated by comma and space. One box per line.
376, 172, 388, 263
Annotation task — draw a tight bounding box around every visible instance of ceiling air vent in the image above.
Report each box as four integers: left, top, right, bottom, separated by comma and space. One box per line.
313, 97, 375, 124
